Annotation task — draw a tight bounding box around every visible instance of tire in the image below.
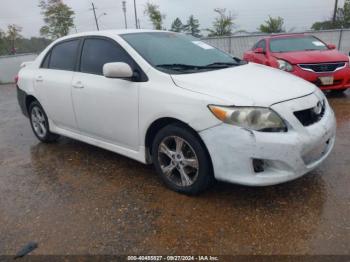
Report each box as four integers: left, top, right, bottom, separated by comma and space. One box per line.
29, 100, 59, 143
152, 124, 214, 195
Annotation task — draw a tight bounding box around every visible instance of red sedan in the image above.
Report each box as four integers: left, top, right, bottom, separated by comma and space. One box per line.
243, 34, 350, 93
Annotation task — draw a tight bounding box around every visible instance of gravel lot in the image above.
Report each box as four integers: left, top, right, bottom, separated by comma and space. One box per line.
0, 84, 349, 255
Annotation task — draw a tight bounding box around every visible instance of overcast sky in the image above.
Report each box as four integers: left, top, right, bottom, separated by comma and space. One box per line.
0, 0, 345, 38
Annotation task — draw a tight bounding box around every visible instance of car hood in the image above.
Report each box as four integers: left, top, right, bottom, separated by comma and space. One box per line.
272, 49, 348, 64
171, 63, 316, 107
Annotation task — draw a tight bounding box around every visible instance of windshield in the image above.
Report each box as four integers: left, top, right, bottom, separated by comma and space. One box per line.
121, 32, 240, 74
270, 36, 329, 53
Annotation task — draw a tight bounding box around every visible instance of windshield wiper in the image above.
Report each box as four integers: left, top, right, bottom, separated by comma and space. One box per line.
275, 49, 320, 53
156, 61, 240, 73
156, 64, 206, 71
204, 62, 239, 68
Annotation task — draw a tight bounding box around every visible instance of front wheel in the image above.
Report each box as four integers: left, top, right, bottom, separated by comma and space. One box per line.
29, 101, 59, 143
152, 124, 214, 195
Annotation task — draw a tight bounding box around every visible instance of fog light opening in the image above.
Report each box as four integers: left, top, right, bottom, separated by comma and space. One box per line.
253, 159, 265, 173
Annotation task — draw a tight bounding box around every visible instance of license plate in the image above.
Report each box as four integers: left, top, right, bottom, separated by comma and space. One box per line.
319, 76, 334, 86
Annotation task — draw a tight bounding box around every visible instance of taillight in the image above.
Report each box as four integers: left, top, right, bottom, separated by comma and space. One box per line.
15, 75, 19, 85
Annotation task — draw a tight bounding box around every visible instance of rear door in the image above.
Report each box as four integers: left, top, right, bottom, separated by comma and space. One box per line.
35, 39, 80, 131
71, 37, 140, 150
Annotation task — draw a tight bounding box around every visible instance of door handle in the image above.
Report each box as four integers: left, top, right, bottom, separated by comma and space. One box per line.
35, 76, 43, 82
72, 81, 84, 89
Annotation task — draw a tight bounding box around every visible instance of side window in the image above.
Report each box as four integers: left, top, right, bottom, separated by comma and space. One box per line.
49, 40, 80, 71
41, 52, 51, 68
256, 40, 266, 51
80, 38, 133, 75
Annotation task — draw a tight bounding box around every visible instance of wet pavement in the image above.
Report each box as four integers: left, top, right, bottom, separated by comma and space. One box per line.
0, 84, 349, 255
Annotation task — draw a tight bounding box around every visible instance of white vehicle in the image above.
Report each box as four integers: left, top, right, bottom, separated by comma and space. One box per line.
17, 30, 336, 194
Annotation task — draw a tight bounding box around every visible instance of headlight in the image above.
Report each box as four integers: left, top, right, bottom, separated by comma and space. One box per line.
348, 57, 350, 67
277, 59, 293, 72
209, 105, 287, 132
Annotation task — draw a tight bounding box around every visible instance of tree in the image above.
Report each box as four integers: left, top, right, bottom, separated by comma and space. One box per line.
311, 21, 341, 30
259, 16, 285, 33
144, 2, 165, 30
311, 0, 350, 30
183, 15, 202, 37
6, 24, 22, 54
207, 8, 234, 37
0, 28, 5, 55
336, 0, 350, 28
170, 18, 184, 32
0, 36, 52, 56
39, 0, 75, 39
344, 0, 350, 27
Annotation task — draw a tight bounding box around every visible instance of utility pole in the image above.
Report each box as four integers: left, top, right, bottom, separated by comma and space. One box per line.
332, 0, 339, 24
133, 0, 139, 29
91, 2, 100, 31
122, 1, 128, 29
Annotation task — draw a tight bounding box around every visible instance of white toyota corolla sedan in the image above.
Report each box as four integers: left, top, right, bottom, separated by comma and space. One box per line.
17, 30, 336, 194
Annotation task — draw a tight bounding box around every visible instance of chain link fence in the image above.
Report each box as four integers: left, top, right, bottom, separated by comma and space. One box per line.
202, 29, 350, 59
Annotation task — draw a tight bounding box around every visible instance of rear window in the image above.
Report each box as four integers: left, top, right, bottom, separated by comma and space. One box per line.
49, 39, 80, 71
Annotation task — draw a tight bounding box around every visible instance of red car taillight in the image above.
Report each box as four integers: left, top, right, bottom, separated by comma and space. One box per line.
14, 75, 19, 85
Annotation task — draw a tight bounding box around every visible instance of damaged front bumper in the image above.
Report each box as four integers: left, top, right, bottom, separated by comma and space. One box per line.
199, 93, 336, 186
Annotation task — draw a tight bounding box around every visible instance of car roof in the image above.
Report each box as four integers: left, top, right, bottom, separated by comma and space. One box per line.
263, 33, 309, 40
56, 29, 169, 42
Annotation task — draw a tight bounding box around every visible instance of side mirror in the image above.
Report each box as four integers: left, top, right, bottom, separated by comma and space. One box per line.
327, 44, 336, 50
254, 47, 265, 54
103, 62, 133, 79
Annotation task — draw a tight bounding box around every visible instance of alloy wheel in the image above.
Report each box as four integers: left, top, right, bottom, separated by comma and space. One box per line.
31, 106, 47, 138
157, 136, 199, 187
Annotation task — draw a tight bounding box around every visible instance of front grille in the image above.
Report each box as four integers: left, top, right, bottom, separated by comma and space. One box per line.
294, 100, 326, 126
299, 62, 346, 73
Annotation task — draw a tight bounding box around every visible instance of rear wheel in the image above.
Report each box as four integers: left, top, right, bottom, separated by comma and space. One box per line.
29, 101, 59, 143
152, 124, 214, 195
